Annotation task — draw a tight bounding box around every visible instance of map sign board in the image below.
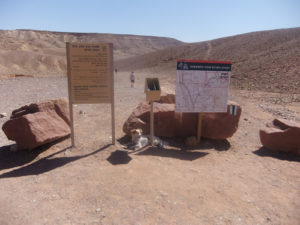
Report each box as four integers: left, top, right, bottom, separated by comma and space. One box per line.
175, 60, 231, 113
66, 42, 113, 104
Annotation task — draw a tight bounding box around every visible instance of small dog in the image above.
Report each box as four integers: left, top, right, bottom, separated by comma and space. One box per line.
130, 128, 168, 150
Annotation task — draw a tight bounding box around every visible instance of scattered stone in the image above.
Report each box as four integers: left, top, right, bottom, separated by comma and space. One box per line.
258, 104, 298, 121
96, 208, 101, 212
123, 94, 241, 140
260, 118, 300, 155
2, 98, 70, 150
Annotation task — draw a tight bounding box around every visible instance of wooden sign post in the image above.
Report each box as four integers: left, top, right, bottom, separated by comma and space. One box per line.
150, 101, 154, 145
66, 42, 115, 147
145, 78, 161, 146
197, 113, 203, 142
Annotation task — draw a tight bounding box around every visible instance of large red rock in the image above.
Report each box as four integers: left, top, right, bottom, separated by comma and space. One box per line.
260, 118, 300, 155
123, 94, 241, 139
2, 99, 70, 150
201, 102, 242, 139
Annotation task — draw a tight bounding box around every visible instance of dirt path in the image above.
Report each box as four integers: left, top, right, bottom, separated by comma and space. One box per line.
204, 42, 212, 60
0, 72, 300, 225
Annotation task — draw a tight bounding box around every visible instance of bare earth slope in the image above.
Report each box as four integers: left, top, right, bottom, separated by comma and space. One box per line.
116, 28, 300, 93
0, 29, 183, 77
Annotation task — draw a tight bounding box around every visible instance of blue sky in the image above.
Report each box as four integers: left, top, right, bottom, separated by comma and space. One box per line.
0, 0, 299, 42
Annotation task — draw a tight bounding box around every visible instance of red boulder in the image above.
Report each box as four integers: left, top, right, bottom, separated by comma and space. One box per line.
123, 94, 241, 140
2, 99, 70, 150
260, 118, 300, 155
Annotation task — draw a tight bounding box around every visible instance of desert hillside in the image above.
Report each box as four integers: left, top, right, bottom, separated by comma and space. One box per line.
0, 29, 183, 77
0, 28, 299, 94
116, 28, 300, 94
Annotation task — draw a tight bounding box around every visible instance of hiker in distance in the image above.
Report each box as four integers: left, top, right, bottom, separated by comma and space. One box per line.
130, 71, 135, 88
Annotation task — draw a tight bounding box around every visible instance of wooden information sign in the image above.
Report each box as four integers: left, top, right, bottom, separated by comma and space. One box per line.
66, 42, 115, 146
67, 43, 112, 104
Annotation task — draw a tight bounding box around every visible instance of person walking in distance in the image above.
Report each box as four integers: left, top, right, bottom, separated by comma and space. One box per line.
130, 72, 135, 88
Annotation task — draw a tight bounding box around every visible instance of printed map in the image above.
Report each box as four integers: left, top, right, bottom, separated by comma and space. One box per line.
175, 60, 231, 112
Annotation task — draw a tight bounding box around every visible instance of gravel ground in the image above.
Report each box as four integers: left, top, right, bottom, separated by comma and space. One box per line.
0, 74, 146, 146
0, 77, 68, 145
0, 74, 300, 225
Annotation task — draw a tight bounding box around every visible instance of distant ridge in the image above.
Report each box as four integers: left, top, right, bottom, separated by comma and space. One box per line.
0, 28, 299, 94
0, 29, 183, 76
116, 28, 300, 93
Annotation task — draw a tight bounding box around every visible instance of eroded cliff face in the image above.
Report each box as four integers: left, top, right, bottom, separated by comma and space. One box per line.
0, 29, 183, 76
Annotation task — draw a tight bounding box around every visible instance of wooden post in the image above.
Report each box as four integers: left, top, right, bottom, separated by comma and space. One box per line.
66, 43, 75, 147
197, 113, 203, 143
150, 101, 154, 145
110, 44, 115, 145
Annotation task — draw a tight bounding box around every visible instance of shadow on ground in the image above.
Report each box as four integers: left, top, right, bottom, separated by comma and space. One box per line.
135, 146, 209, 161
107, 150, 132, 165
117, 135, 231, 152
164, 137, 231, 152
117, 135, 231, 161
117, 135, 131, 145
0, 144, 111, 179
0, 137, 69, 171
253, 147, 300, 162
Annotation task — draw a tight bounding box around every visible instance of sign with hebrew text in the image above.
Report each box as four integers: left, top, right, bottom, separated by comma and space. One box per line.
66, 42, 113, 104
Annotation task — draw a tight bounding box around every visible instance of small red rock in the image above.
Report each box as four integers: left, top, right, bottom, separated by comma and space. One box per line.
260, 118, 300, 155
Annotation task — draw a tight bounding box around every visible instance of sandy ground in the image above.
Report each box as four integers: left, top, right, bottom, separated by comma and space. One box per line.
0, 72, 300, 225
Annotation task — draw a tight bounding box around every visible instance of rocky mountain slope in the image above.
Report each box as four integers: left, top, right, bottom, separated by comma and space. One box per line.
116, 28, 300, 94
0, 29, 183, 76
1, 28, 299, 94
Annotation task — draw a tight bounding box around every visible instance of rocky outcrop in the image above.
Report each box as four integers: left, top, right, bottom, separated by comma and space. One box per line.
260, 118, 300, 155
123, 94, 241, 140
201, 103, 242, 139
2, 99, 70, 150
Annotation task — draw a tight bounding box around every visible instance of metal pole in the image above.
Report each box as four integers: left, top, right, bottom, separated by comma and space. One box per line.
69, 103, 75, 147
150, 101, 154, 145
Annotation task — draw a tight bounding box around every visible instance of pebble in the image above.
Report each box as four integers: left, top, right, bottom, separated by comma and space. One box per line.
0, 112, 7, 118
96, 208, 101, 212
